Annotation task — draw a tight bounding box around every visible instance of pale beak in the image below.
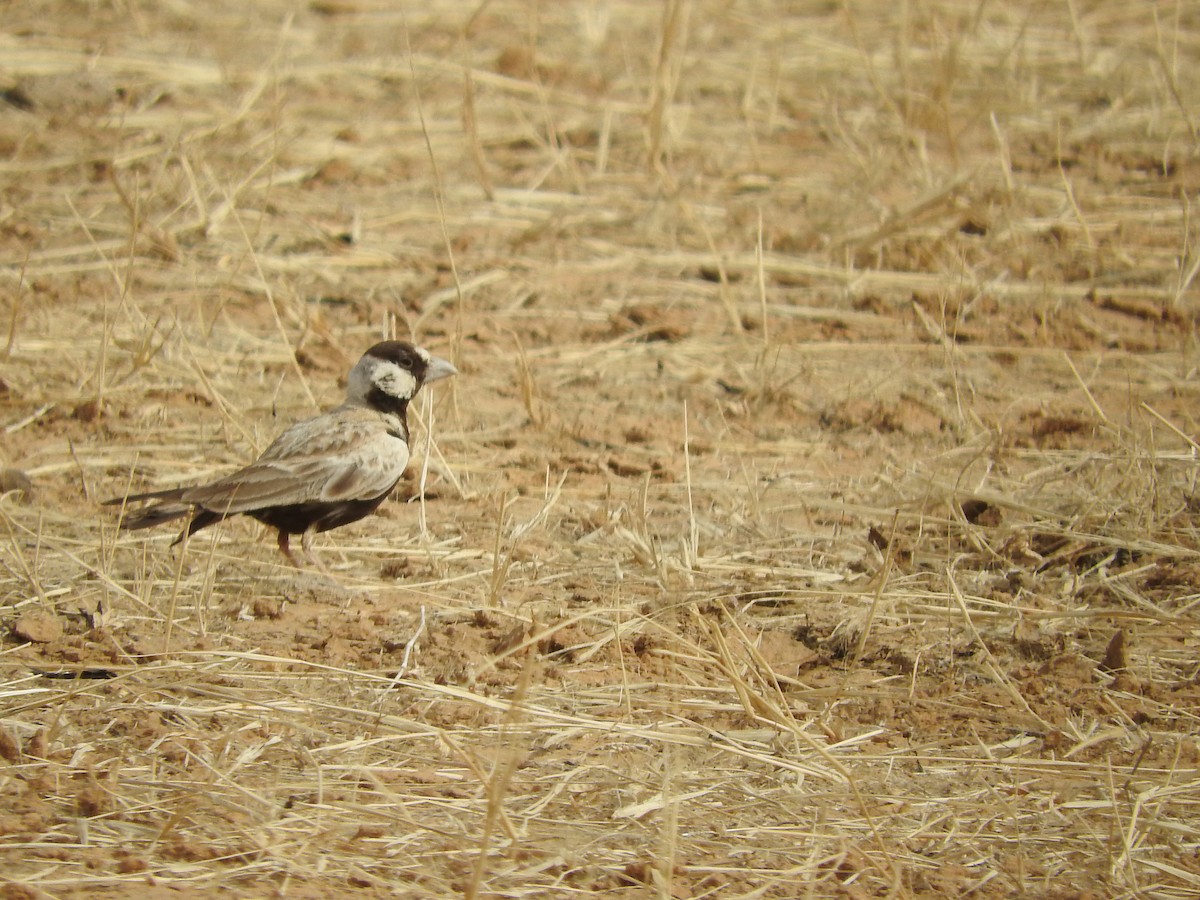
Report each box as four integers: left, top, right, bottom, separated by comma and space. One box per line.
424, 355, 458, 384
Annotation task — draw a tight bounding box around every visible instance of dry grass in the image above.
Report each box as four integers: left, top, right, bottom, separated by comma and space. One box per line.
2, 0, 1200, 897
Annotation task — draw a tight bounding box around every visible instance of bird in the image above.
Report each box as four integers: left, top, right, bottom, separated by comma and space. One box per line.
105, 340, 457, 571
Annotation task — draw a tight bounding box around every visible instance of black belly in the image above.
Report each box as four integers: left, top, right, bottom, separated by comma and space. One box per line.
245, 485, 397, 536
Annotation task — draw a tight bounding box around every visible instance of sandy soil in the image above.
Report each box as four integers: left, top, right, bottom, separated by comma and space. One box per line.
1, 1, 1199, 897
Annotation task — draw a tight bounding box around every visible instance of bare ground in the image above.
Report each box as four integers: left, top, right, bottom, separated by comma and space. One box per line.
2, 1, 1200, 897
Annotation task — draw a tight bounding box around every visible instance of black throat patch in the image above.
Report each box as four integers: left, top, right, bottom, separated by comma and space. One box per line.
366, 388, 411, 441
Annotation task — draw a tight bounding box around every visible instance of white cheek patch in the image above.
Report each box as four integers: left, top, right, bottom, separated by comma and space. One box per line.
373, 362, 418, 400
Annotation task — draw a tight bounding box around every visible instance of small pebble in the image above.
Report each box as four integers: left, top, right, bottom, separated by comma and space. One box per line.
0, 468, 33, 499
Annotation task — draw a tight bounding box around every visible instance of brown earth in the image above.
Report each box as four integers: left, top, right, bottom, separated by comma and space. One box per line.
1, 1, 1199, 897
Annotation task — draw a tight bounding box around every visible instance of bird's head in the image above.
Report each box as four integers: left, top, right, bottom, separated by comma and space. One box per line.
346, 341, 457, 414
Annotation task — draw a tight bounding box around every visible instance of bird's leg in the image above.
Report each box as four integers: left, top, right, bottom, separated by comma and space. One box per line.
277, 531, 304, 568
300, 527, 331, 576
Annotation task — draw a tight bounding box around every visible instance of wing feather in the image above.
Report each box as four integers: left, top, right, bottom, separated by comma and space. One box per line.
181, 408, 409, 514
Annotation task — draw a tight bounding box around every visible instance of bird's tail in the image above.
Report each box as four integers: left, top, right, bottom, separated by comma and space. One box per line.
102, 488, 191, 531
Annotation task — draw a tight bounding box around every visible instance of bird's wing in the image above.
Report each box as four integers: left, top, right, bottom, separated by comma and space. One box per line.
181, 411, 409, 514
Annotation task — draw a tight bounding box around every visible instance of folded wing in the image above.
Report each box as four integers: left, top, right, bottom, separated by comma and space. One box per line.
181, 412, 410, 514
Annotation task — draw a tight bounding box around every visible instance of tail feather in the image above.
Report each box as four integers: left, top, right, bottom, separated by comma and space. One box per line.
102, 487, 188, 507
118, 502, 192, 531
104, 487, 232, 542
104, 487, 191, 532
